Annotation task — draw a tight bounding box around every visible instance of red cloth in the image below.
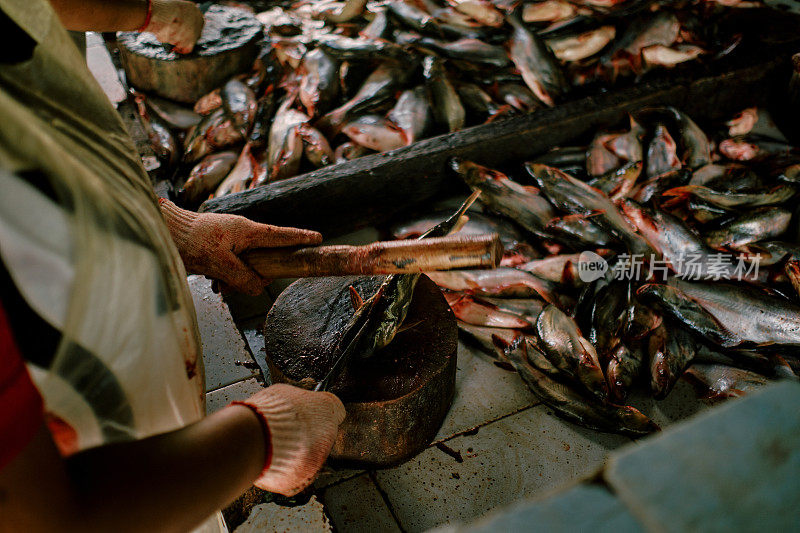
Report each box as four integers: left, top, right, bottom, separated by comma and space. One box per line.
0, 300, 44, 471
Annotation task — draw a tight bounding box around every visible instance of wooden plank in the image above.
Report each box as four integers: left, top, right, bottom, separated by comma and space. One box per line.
199, 55, 791, 237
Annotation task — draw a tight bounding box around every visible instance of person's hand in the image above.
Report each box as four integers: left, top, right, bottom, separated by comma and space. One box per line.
159, 199, 322, 295
143, 0, 205, 54
235, 384, 346, 496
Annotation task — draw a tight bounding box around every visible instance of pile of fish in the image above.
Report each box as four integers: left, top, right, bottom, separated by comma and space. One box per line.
128, 0, 789, 205
392, 105, 800, 436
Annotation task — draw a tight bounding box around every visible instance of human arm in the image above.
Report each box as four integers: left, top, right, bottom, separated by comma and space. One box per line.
0, 386, 345, 533
1, 405, 264, 533
48, 0, 204, 53
159, 199, 323, 295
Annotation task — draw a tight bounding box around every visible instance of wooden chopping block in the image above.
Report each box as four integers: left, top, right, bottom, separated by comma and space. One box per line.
117, 5, 263, 103
263, 275, 457, 467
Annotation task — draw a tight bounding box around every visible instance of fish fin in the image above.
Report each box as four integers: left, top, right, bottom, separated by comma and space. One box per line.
562, 261, 575, 285
493, 361, 516, 372
397, 318, 424, 334
661, 185, 695, 197
451, 215, 470, 234
349, 285, 364, 311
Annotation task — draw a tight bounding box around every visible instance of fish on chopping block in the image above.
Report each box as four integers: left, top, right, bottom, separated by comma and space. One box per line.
315, 192, 482, 391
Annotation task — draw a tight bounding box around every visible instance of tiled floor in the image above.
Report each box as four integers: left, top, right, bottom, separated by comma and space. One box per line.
189, 233, 716, 532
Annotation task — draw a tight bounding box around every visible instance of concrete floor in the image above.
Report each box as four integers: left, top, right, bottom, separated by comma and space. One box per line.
191, 225, 714, 533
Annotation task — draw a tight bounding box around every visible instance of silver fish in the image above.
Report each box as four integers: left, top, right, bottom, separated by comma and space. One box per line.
669, 277, 800, 347
388, 87, 433, 145
341, 115, 407, 152
215, 143, 265, 197
474, 296, 545, 324
458, 322, 557, 375
181, 151, 238, 205
318, 0, 368, 23
519, 254, 581, 286
413, 37, 510, 67
620, 200, 739, 280
506, 12, 567, 106
221, 79, 257, 137
448, 0, 504, 27
299, 48, 340, 116
451, 158, 556, 236
546, 26, 616, 62
537, 304, 609, 401
637, 283, 741, 348
445, 292, 532, 328
588, 161, 643, 201
267, 98, 308, 180
145, 94, 201, 130
546, 213, 615, 248
648, 323, 695, 399
334, 141, 372, 163
606, 342, 643, 403
298, 124, 334, 168
663, 184, 796, 209
184, 108, 243, 163
497, 83, 540, 113
646, 124, 681, 178
320, 61, 407, 129
684, 364, 769, 399
526, 163, 650, 253
507, 346, 659, 436
423, 56, 466, 133
427, 268, 566, 305
705, 207, 792, 250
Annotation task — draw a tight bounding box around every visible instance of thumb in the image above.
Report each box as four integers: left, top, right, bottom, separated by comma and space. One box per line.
243, 220, 323, 248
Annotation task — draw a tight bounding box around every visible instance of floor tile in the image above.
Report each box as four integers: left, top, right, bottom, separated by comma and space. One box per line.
375, 404, 630, 532
314, 467, 364, 490
224, 289, 274, 324
190, 275, 259, 392
448, 483, 644, 533
234, 496, 331, 533
205, 378, 265, 415
85, 32, 104, 48
322, 474, 401, 533
239, 316, 271, 384
434, 342, 539, 442
605, 381, 800, 533
625, 378, 709, 431
86, 38, 125, 106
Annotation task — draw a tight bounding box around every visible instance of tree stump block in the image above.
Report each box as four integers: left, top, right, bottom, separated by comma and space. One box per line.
263, 275, 457, 467
117, 5, 263, 103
